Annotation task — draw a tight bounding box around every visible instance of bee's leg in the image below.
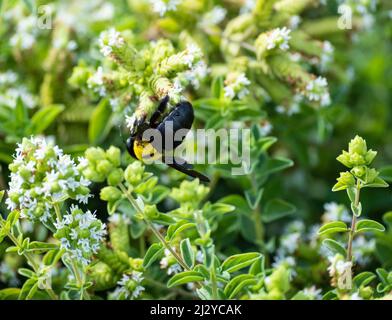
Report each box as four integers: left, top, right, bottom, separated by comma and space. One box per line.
150, 95, 170, 128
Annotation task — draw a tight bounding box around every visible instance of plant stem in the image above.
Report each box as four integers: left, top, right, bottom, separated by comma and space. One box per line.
347, 180, 361, 263
53, 202, 62, 221
118, 183, 190, 271
53, 204, 90, 300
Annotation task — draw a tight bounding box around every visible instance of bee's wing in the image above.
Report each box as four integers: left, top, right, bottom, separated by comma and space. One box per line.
164, 156, 210, 182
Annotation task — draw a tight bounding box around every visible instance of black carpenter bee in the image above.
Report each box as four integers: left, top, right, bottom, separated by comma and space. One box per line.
126, 96, 210, 182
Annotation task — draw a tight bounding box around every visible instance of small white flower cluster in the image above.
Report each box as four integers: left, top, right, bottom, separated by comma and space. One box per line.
150, 0, 181, 17
328, 254, 352, 288
289, 15, 302, 29
98, 28, 125, 57
199, 6, 227, 28
276, 94, 301, 116
55, 205, 106, 266
0, 70, 36, 109
352, 236, 376, 266
273, 221, 304, 271
169, 43, 206, 95
266, 27, 291, 51
0, 262, 20, 287
322, 202, 351, 223
320, 41, 334, 72
304, 76, 331, 107
109, 272, 145, 300
0, 86, 37, 109
240, 0, 256, 14
9, 15, 39, 50
224, 72, 251, 100
259, 120, 273, 136
87, 66, 106, 96
302, 286, 322, 300
160, 249, 182, 275
180, 60, 209, 90
6, 137, 92, 223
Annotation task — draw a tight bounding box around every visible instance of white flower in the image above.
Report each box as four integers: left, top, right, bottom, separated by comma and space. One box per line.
266, 27, 291, 51
224, 72, 251, 100
303, 286, 322, 300
199, 6, 227, 27
110, 271, 145, 300
0, 71, 18, 85
168, 78, 183, 99
99, 28, 124, 57
183, 43, 202, 67
320, 41, 334, 72
182, 60, 209, 89
304, 76, 331, 107
276, 95, 302, 116
240, 0, 256, 14
322, 202, 351, 223
56, 206, 106, 266
150, 0, 181, 16
88, 67, 106, 96
289, 15, 302, 29
260, 120, 273, 136
7, 137, 92, 223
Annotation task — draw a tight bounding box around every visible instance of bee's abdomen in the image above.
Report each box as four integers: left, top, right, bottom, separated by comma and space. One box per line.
155, 101, 194, 151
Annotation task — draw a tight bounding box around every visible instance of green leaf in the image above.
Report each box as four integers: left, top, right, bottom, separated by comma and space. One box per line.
224, 274, 256, 299
27, 241, 59, 253
318, 221, 348, 236
204, 202, 235, 217
14, 97, 28, 125
43, 249, 63, 266
262, 198, 296, 223
28, 104, 64, 134
249, 256, 265, 276
244, 188, 263, 210
363, 177, 389, 188
322, 239, 346, 257
18, 268, 36, 279
167, 271, 205, 287
353, 272, 376, 288
18, 278, 38, 300
143, 243, 164, 268
0, 190, 4, 202
0, 288, 21, 300
166, 221, 196, 241
180, 238, 195, 269
211, 76, 224, 99
259, 157, 293, 177
221, 252, 261, 273
350, 202, 362, 217
355, 219, 385, 233
379, 166, 392, 182
88, 99, 112, 144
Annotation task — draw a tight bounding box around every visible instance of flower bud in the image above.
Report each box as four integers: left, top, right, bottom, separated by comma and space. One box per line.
107, 168, 124, 186
85, 147, 106, 162
97, 160, 113, 176
100, 186, 122, 202
351, 166, 366, 178
124, 161, 145, 186
144, 205, 159, 220
106, 146, 121, 167
332, 171, 355, 192
348, 135, 367, 156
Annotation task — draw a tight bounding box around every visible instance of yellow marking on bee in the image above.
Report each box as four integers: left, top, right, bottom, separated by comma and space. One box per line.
133, 140, 161, 162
